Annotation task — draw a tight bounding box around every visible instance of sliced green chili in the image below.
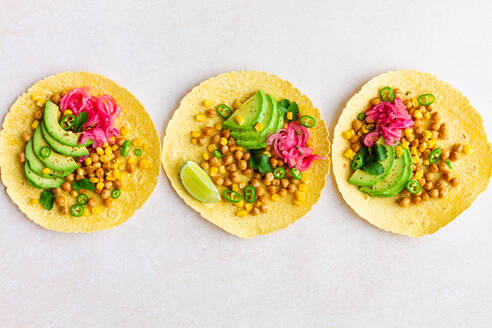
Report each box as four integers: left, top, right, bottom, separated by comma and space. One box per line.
111, 189, 121, 199
418, 94, 435, 106
70, 204, 84, 217
291, 167, 302, 180
77, 193, 88, 205
380, 86, 395, 103
406, 180, 422, 194
213, 149, 222, 158
39, 146, 51, 158
223, 189, 242, 203
299, 115, 316, 128
243, 185, 256, 203
134, 149, 142, 156
351, 153, 364, 170
429, 147, 442, 164
446, 160, 453, 169
273, 167, 286, 179
121, 140, 132, 157
357, 113, 366, 121
60, 114, 76, 130
216, 104, 232, 119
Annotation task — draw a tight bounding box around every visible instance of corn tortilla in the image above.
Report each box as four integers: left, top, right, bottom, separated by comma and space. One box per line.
0, 72, 160, 232
162, 71, 330, 238
332, 70, 492, 237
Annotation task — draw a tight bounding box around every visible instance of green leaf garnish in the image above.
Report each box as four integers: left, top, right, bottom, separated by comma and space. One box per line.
40, 190, 54, 210
73, 112, 89, 132
375, 144, 388, 162
72, 178, 95, 192
362, 161, 384, 175
249, 149, 272, 174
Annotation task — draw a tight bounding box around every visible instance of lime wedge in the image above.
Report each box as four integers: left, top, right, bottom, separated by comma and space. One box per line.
180, 161, 220, 203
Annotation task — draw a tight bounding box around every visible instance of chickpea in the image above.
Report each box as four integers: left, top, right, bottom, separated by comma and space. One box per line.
400, 190, 411, 198
104, 198, 112, 208
214, 176, 224, 186
202, 126, 214, 136
439, 188, 447, 198
267, 185, 277, 194
352, 119, 363, 131
206, 109, 217, 118
32, 109, 43, 121
351, 142, 361, 153
220, 145, 229, 154
412, 196, 422, 205
430, 122, 440, 131
101, 189, 111, 200
393, 88, 402, 98
349, 135, 359, 144
429, 188, 439, 199
280, 178, 290, 188
126, 163, 136, 173
370, 98, 381, 106
223, 178, 232, 187
424, 181, 433, 191
410, 139, 419, 147
272, 179, 281, 186
211, 134, 221, 144
220, 129, 230, 138
197, 136, 206, 145
426, 104, 433, 111
439, 123, 447, 138
290, 178, 300, 185
450, 177, 459, 186
53, 187, 62, 195
21, 131, 32, 143
94, 187, 102, 194
264, 172, 274, 182
429, 163, 438, 173
59, 206, 69, 215
422, 150, 430, 160
210, 157, 220, 167
398, 197, 410, 207
96, 168, 104, 178
66, 173, 75, 182
253, 173, 262, 180
421, 192, 430, 201
89, 153, 99, 163
243, 168, 253, 176
229, 146, 236, 152
438, 162, 450, 173
60, 182, 71, 192
86, 198, 96, 208
288, 184, 297, 193
432, 111, 440, 121
94, 162, 102, 169
424, 172, 434, 181
256, 186, 265, 196
453, 144, 463, 153
76, 168, 85, 176
222, 154, 233, 165
260, 204, 268, 213
251, 178, 261, 188
230, 171, 239, 179
450, 151, 459, 161
277, 160, 284, 167
200, 161, 210, 171
231, 175, 241, 184
112, 180, 122, 189
441, 149, 450, 160
251, 207, 260, 216
102, 162, 111, 170
440, 172, 450, 182
50, 93, 61, 104
234, 150, 243, 160
55, 195, 65, 207
414, 127, 424, 136
104, 181, 113, 190
414, 119, 423, 128
243, 152, 251, 161
404, 100, 412, 109
238, 160, 247, 171
227, 163, 237, 172
85, 165, 95, 174
116, 138, 126, 147
270, 157, 278, 168
228, 138, 236, 147
18, 152, 26, 163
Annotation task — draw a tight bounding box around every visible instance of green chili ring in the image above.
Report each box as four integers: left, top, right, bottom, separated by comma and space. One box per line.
60, 114, 76, 130
406, 180, 422, 194
223, 189, 242, 203
357, 113, 366, 121
77, 193, 88, 205
380, 86, 395, 103
351, 153, 364, 170
216, 104, 232, 119
291, 167, 302, 180
39, 146, 51, 158
213, 150, 222, 158
70, 204, 84, 217
121, 140, 132, 157
429, 147, 442, 164
134, 149, 142, 156
273, 167, 286, 179
299, 115, 316, 128
418, 94, 435, 106
111, 189, 121, 199
243, 185, 257, 203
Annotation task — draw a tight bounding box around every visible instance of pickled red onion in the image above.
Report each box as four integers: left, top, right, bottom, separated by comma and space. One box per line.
267, 122, 325, 171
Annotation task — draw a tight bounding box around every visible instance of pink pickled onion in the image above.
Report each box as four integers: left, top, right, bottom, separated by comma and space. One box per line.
267, 122, 325, 171
364, 98, 413, 146
60, 88, 121, 148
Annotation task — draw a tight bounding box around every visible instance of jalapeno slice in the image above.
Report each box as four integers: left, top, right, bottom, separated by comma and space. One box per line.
418, 94, 435, 106
380, 86, 395, 103
213, 150, 222, 158
223, 189, 242, 203
273, 167, 286, 179
429, 147, 442, 164
60, 114, 76, 130
291, 167, 302, 180
216, 104, 232, 119
70, 204, 84, 217
446, 160, 453, 169
299, 115, 316, 128
111, 189, 121, 199
243, 185, 256, 203
77, 193, 88, 205
351, 153, 364, 170
134, 149, 142, 156
406, 180, 422, 194
39, 146, 51, 158
357, 113, 366, 121
121, 140, 132, 157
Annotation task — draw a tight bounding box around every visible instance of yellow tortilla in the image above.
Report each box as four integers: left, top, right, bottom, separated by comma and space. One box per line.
333, 70, 492, 237
162, 71, 330, 238
0, 72, 160, 232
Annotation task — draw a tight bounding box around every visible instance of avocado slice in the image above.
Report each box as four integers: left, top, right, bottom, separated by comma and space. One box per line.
41, 121, 89, 157
32, 126, 78, 174
24, 161, 63, 189
223, 91, 267, 131
236, 103, 284, 149
231, 94, 277, 141
348, 138, 396, 187
360, 148, 412, 197
43, 101, 84, 147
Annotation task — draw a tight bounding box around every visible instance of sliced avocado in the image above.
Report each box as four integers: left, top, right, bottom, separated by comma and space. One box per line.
43, 101, 83, 147
32, 126, 78, 174
232, 94, 278, 141
223, 91, 267, 131
237, 106, 283, 149
24, 162, 63, 189
360, 148, 412, 197
348, 138, 396, 187
41, 121, 89, 157
26, 140, 67, 178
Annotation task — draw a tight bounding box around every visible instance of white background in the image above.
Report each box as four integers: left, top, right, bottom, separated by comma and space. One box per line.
1, 1, 491, 327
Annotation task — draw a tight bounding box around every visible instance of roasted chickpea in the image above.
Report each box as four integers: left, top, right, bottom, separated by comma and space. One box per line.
21, 131, 32, 143
260, 204, 268, 213
53, 187, 62, 195
64, 173, 74, 183
32, 109, 43, 120
104, 198, 112, 208
251, 178, 261, 188
113, 180, 122, 189
243, 152, 251, 161
270, 157, 278, 168
424, 172, 434, 181
277, 160, 284, 167
288, 184, 297, 193
290, 178, 300, 185
450, 177, 459, 186
272, 179, 280, 186
101, 189, 111, 200
202, 126, 214, 136
59, 205, 69, 215
93, 162, 102, 169
18, 152, 26, 163
439, 123, 447, 138
414, 119, 423, 128
438, 162, 450, 173
220, 145, 229, 154
429, 188, 439, 199
231, 176, 241, 184
429, 163, 438, 173
424, 181, 433, 191
243, 168, 253, 176
280, 178, 290, 189
439, 188, 447, 198
210, 157, 220, 167
126, 163, 136, 173
104, 181, 113, 190
238, 160, 247, 171
256, 186, 265, 197
85, 165, 95, 174
279, 188, 288, 197
253, 172, 262, 180
206, 109, 217, 118
61, 182, 71, 192
267, 185, 277, 194
264, 172, 274, 182
214, 176, 224, 186
370, 98, 381, 106
352, 119, 363, 131
220, 129, 230, 138
398, 197, 410, 207
349, 135, 359, 144
211, 134, 221, 144
222, 154, 233, 165
55, 195, 65, 207
227, 163, 237, 172
96, 168, 105, 178
234, 150, 243, 160
116, 138, 125, 147
351, 142, 361, 153
430, 122, 440, 131
89, 153, 99, 163
432, 111, 440, 121
200, 161, 210, 171
421, 192, 430, 201
412, 196, 422, 205
197, 136, 206, 145
441, 149, 450, 160
87, 198, 97, 208
223, 178, 232, 187
414, 127, 424, 136
441, 172, 451, 182
400, 190, 411, 198
229, 145, 236, 153
450, 151, 459, 161
251, 207, 260, 216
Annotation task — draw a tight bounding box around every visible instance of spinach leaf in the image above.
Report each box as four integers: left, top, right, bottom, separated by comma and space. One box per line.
40, 190, 54, 210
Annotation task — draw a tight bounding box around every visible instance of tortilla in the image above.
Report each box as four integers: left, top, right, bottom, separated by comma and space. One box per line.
333, 70, 492, 237
162, 71, 330, 238
0, 71, 160, 232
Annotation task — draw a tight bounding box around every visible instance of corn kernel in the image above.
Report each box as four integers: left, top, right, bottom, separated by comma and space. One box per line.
215, 123, 222, 130
114, 169, 122, 179
139, 159, 149, 169
414, 110, 423, 119
264, 181, 271, 186
404, 128, 413, 137
36, 99, 46, 107
119, 164, 126, 171
294, 191, 305, 201
71, 190, 78, 197
63, 110, 73, 116
263, 151, 271, 158
105, 147, 112, 155
42, 167, 51, 175
83, 157, 92, 166
235, 200, 244, 207
255, 201, 263, 207
207, 144, 217, 152
271, 194, 280, 202
202, 100, 213, 108
239, 182, 246, 189
410, 146, 418, 155
195, 114, 206, 122
90, 177, 99, 183
402, 141, 409, 149
245, 203, 253, 211
127, 157, 136, 164
219, 137, 228, 146
202, 153, 210, 160
31, 120, 39, 130
414, 170, 423, 180
133, 138, 143, 147
109, 137, 116, 143
286, 112, 293, 120
463, 145, 471, 155
102, 142, 109, 148
100, 155, 109, 163
30, 198, 39, 205
427, 140, 436, 149
424, 112, 431, 120
191, 138, 197, 145
342, 129, 355, 140
219, 165, 226, 174
209, 167, 218, 177
344, 148, 355, 160
191, 131, 200, 138
423, 160, 430, 166
232, 183, 239, 192
96, 147, 104, 155
236, 210, 248, 217
91, 207, 101, 215
413, 156, 421, 164
293, 200, 302, 206
120, 126, 129, 136
395, 146, 403, 157
106, 176, 116, 181
298, 183, 307, 192
234, 115, 244, 125
233, 100, 241, 109
419, 142, 427, 152
423, 130, 432, 140
111, 144, 119, 151
96, 182, 104, 190
412, 99, 419, 108
254, 122, 264, 131
361, 125, 369, 134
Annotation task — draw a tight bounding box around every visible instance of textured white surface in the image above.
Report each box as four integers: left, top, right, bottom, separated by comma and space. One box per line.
0, 0, 491, 327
